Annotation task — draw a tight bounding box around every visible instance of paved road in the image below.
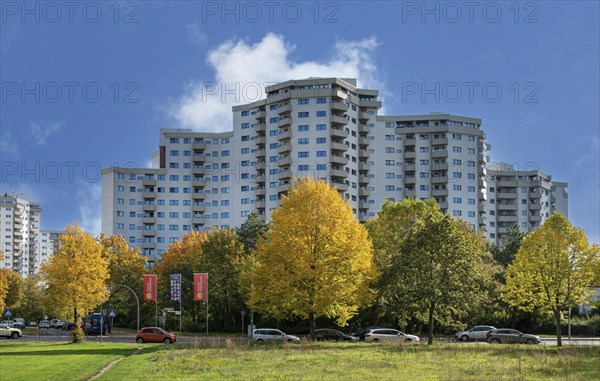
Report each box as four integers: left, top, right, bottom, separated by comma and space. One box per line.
5, 329, 600, 346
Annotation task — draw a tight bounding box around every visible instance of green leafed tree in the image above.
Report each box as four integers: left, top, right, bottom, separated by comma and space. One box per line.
502, 213, 600, 346
235, 211, 269, 256
368, 198, 495, 344
244, 177, 377, 339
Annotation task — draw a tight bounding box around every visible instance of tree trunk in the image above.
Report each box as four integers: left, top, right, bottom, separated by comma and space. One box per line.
427, 304, 434, 345
309, 311, 316, 340
554, 308, 562, 347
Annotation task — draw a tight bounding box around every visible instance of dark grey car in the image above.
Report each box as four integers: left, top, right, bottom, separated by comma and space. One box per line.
485, 329, 541, 344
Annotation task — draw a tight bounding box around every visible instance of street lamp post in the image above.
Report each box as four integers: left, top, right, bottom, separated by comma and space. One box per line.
241, 311, 246, 335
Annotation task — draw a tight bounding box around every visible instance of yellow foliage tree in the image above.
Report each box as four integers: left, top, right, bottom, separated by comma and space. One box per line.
503, 214, 600, 346
41, 225, 109, 341
99, 234, 146, 288
245, 177, 377, 339
0, 251, 10, 313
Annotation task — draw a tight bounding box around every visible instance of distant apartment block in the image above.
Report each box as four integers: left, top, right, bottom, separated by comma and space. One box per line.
484, 163, 568, 244
101, 78, 567, 266
0, 193, 61, 277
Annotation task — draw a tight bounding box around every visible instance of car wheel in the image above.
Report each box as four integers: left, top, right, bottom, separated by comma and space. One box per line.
526, 339, 535, 345
163, 338, 172, 344
490, 339, 500, 344
287, 339, 294, 343
405, 339, 412, 343
372, 338, 380, 343
136, 337, 144, 343
461, 335, 469, 342
11, 332, 19, 339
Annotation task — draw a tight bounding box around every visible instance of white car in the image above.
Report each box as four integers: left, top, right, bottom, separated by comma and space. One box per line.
0, 323, 22, 339
364, 328, 420, 344
39, 320, 50, 329
455, 325, 496, 342
252, 329, 301, 343
55, 320, 66, 329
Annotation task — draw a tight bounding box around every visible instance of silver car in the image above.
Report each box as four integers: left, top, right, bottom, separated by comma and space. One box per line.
252, 328, 301, 343
456, 325, 496, 342
364, 328, 420, 344
486, 329, 541, 344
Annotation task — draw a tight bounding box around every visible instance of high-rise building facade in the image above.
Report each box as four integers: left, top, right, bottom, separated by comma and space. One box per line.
0, 193, 57, 276
101, 78, 567, 265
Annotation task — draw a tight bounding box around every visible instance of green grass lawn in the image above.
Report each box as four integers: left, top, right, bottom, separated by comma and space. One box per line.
1, 341, 599, 381
0, 341, 141, 381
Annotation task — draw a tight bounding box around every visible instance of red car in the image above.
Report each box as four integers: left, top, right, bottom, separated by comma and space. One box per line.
135, 327, 177, 344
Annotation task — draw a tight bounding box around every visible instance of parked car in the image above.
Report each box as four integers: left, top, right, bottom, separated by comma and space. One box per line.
314, 329, 358, 342
49, 319, 59, 328
485, 329, 541, 344
252, 328, 301, 343
0, 323, 22, 339
351, 326, 382, 341
1, 320, 11, 326
55, 320, 66, 329
364, 328, 420, 344
39, 320, 50, 329
28, 321, 37, 328
63, 322, 75, 330
456, 325, 496, 342
135, 327, 176, 344
11, 318, 25, 329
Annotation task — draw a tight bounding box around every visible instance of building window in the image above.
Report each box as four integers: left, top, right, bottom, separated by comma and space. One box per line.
298, 112, 309, 118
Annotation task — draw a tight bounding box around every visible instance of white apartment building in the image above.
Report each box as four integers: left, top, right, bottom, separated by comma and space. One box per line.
101, 77, 567, 265
484, 163, 568, 244
0, 193, 58, 277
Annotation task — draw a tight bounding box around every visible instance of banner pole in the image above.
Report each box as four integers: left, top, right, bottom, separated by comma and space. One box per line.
179, 274, 182, 333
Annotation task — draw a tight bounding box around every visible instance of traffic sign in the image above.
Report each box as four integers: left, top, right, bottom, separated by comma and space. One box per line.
108, 309, 117, 318
3, 308, 12, 317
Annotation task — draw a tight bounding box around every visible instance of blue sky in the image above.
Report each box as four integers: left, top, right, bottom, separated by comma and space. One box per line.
1, 1, 598, 243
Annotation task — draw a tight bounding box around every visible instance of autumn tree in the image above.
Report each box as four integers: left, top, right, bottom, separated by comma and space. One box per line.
17, 275, 46, 322
156, 229, 245, 332
244, 177, 377, 339
503, 213, 600, 346
368, 198, 494, 344
0, 251, 10, 313
41, 225, 109, 342
99, 234, 145, 331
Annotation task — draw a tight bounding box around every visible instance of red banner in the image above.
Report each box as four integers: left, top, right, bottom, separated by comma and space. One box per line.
143, 274, 157, 301
194, 273, 208, 301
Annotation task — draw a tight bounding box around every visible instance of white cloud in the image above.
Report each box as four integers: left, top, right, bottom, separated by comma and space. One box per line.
0, 132, 19, 156
29, 120, 63, 147
186, 21, 207, 45
169, 33, 382, 132
77, 182, 102, 235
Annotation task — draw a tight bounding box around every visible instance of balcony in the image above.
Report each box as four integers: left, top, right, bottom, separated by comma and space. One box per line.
358, 111, 370, 120
404, 177, 416, 185
330, 169, 348, 179
432, 188, 448, 197
142, 204, 156, 211
278, 104, 291, 115
256, 111, 266, 120
359, 162, 370, 171
192, 142, 206, 151
279, 156, 292, 167
331, 115, 348, 126
404, 189, 416, 198
331, 101, 348, 112
332, 182, 348, 192
496, 180, 518, 187
192, 205, 205, 213
278, 131, 292, 141
497, 203, 518, 211
358, 137, 369, 146
431, 149, 448, 158
404, 151, 416, 160
192, 155, 205, 164
359, 188, 370, 197
142, 217, 156, 224
278, 171, 292, 180
256, 136, 266, 146
331, 142, 349, 152
255, 149, 266, 158
331, 155, 349, 166
256, 123, 266, 133
255, 175, 266, 183
529, 215, 542, 222
359, 124, 370, 134
359, 215, 370, 223
278, 184, 290, 193
431, 137, 448, 146
278, 144, 291, 154
255, 200, 266, 209
192, 193, 206, 201
192, 180, 205, 187
404, 138, 416, 146
358, 99, 382, 108
431, 176, 448, 184
142, 242, 155, 250
256, 188, 266, 196
192, 217, 206, 225
358, 150, 370, 158
192, 167, 205, 176
142, 179, 156, 187
528, 192, 542, 199
331, 128, 348, 139
529, 203, 542, 210
496, 192, 517, 199
278, 117, 292, 128
142, 230, 155, 237
498, 215, 518, 223
358, 175, 370, 184
142, 192, 155, 199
